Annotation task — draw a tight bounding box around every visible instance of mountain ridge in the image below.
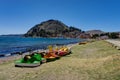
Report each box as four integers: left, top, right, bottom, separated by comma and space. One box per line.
85, 30, 104, 35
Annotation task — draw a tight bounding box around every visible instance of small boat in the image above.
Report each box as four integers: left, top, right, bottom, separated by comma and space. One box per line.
58, 47, 71, 56
15, 59, 40, 67
43, 53, 57, 62
41, 45, 60, 62
79, 42, 87, 45
15, 53, 45, 67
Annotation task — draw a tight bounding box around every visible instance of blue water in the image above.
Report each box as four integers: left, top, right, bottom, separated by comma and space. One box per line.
0, 36, 84, 55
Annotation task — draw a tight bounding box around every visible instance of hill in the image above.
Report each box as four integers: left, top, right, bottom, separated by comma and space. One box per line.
85, 30, 104, 35
85, 30, 120, 39
24, 19, 82, 38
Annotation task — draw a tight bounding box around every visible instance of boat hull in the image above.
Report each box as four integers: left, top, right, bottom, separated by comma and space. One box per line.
15, 62, 40, 67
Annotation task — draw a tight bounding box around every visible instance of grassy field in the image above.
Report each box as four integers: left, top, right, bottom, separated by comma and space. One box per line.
0, 40, 120, 80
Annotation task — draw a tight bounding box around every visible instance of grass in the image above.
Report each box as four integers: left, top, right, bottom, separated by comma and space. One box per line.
0, 40, 120, 80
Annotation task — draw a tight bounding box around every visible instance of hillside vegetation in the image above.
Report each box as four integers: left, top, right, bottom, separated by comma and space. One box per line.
24, 19, 82, 38
0, 41, 120, 80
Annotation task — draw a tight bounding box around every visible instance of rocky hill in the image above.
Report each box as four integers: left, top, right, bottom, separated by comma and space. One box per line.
85, 30, 104, 35
24, 19, 82, 38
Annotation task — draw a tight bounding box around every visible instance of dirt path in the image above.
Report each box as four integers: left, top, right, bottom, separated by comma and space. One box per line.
106, 39, 120, 49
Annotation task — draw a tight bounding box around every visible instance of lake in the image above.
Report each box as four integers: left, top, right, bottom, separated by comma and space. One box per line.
0, 36, 84, 56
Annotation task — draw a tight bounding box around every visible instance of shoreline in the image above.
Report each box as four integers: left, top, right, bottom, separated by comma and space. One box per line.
0, 36, 84, 57
0, 43, 78, 64
0, 42, 82, 57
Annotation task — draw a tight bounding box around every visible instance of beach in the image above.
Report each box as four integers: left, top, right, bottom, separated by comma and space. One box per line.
0, 43, 77, 64
0, 0, 120, 79
0, 40, 120, 80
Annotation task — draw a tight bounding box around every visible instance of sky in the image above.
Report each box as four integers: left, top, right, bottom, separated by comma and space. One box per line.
0, 0, 120, 35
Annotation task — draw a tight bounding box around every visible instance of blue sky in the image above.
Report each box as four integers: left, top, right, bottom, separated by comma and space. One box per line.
0, 0, 120, 35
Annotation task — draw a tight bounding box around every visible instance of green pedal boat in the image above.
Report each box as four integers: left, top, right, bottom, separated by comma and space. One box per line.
15, 53, 46, 67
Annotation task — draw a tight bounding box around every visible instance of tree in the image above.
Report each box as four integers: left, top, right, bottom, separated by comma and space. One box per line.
92, 34, 99, 38
108, 32, 119, 39
69, 26, 81, 32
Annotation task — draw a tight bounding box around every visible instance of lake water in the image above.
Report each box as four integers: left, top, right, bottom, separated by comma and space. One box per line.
0, 36, 84, 56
